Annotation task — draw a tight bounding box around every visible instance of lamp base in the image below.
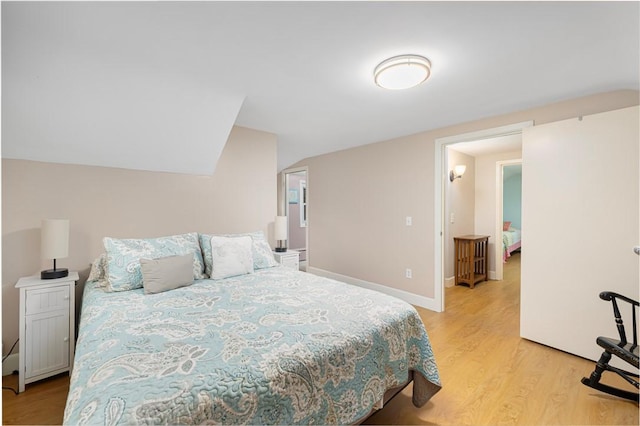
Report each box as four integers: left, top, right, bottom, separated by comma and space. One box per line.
41, 268, 69, 280
274, 248, 287, 253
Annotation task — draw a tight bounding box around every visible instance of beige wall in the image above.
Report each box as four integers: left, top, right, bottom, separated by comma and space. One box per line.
289, 90, 639, 305
302, 133, 434, 297
444, 149, 475, 280
1, 125, 277, 353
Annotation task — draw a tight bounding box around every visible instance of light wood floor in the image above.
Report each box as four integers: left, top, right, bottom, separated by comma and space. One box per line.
3, 252, 638, 425
367, 253, 639, 425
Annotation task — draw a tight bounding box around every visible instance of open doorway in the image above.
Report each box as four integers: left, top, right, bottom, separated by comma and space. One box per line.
282, 167, 308, 270
496, 160, 522, 280
434, 121, 532, 312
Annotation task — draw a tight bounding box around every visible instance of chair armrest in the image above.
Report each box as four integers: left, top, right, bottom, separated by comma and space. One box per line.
599, 291, 638, 347
600, 291, 639, 307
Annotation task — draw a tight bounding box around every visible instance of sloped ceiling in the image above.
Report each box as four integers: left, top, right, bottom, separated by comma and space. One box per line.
2, 2, 638, 174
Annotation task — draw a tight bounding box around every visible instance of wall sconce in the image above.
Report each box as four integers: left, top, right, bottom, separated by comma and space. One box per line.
274, 216, 288, 252
449, 165, 467, 182
41, 219, 70, 279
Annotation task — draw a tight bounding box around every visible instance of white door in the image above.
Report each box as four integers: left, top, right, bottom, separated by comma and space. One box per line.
520, 106, 639, 362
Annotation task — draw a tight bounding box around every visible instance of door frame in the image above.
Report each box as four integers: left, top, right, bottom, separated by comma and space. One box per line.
281, 166, 309, 263
434, 121, 533, 312
495, 159, 522, 281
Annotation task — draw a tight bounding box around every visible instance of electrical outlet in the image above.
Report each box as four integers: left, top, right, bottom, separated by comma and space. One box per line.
450, 212, 455, 223
405, 268, 412, 279
405, 216, 412, 226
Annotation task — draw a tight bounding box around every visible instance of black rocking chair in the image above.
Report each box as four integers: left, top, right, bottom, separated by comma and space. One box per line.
581, 291, 639, 402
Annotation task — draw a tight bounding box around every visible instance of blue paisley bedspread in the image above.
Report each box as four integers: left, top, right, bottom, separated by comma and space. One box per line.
64, 267, 441, 425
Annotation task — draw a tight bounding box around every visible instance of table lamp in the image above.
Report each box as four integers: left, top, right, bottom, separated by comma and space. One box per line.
274, 216, 288, 252
41, 219, 69, 279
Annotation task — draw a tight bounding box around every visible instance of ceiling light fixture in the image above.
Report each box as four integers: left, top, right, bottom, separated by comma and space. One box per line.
374, 54, 431, 90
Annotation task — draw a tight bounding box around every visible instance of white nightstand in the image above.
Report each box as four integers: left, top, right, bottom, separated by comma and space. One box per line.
15, 271, 78, 393
273, 250, 300, 270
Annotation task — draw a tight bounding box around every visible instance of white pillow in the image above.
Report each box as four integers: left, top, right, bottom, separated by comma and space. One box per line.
209, 236, 254, 280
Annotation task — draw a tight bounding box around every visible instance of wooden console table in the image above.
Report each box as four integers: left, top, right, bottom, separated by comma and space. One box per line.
454, 235, 489, 289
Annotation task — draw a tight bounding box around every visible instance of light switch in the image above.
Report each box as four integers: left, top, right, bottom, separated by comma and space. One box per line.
406, 216, 412, 226
450, 212, 455, 223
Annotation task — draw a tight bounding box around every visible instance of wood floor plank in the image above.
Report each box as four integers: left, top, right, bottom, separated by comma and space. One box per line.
2, 372, 69, 425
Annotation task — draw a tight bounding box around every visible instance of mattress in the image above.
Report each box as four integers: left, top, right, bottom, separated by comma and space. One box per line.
63, 266, 441, 425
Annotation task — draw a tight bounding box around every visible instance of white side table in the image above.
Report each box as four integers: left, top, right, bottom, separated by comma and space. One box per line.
15, 271, 78, 393
273, 250, 300, 270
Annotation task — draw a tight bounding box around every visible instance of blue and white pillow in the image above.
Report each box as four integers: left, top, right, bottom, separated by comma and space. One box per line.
103, 232, 205, 292
199, 231, 278, 277
87, 253, 108, 288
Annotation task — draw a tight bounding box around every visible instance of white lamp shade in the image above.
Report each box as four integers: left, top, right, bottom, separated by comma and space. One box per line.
274, 216, 288, 240
454, 165, 467, 177
41, 219, 69, 260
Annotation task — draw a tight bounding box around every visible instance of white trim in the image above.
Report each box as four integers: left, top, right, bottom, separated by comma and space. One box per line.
2, 353, 19, 376
436, 121, 533, 145
281, 166, 309, 264
434, 121, 533, 312
433, 142, 445, 312
307, 267, 440, 311
444, 276, 455, 288
281, 166, 308, 215
299, 180, 307, 227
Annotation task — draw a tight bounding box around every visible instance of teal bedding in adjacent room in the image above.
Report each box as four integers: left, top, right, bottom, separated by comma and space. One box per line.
64, 267, 441, 425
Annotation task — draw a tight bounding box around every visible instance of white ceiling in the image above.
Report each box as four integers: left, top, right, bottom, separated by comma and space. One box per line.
2, 2, 638, 174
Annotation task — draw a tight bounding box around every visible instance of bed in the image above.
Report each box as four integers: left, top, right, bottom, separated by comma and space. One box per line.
502, 225, 521, 261
63, 233, 441, 425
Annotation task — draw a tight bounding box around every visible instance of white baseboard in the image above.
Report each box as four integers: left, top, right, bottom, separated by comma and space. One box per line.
307, 267, 440, 311
488, 270, 496, 280
2, 353, 19, 376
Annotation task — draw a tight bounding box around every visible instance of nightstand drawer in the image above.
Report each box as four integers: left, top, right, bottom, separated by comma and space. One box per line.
25, 285, 70, 315
280, 256, 299, 269
273, 250, 300, 270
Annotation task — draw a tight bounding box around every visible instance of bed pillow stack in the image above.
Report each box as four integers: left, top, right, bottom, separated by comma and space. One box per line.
102, 232, 205, 292
93, 230, 279, 293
